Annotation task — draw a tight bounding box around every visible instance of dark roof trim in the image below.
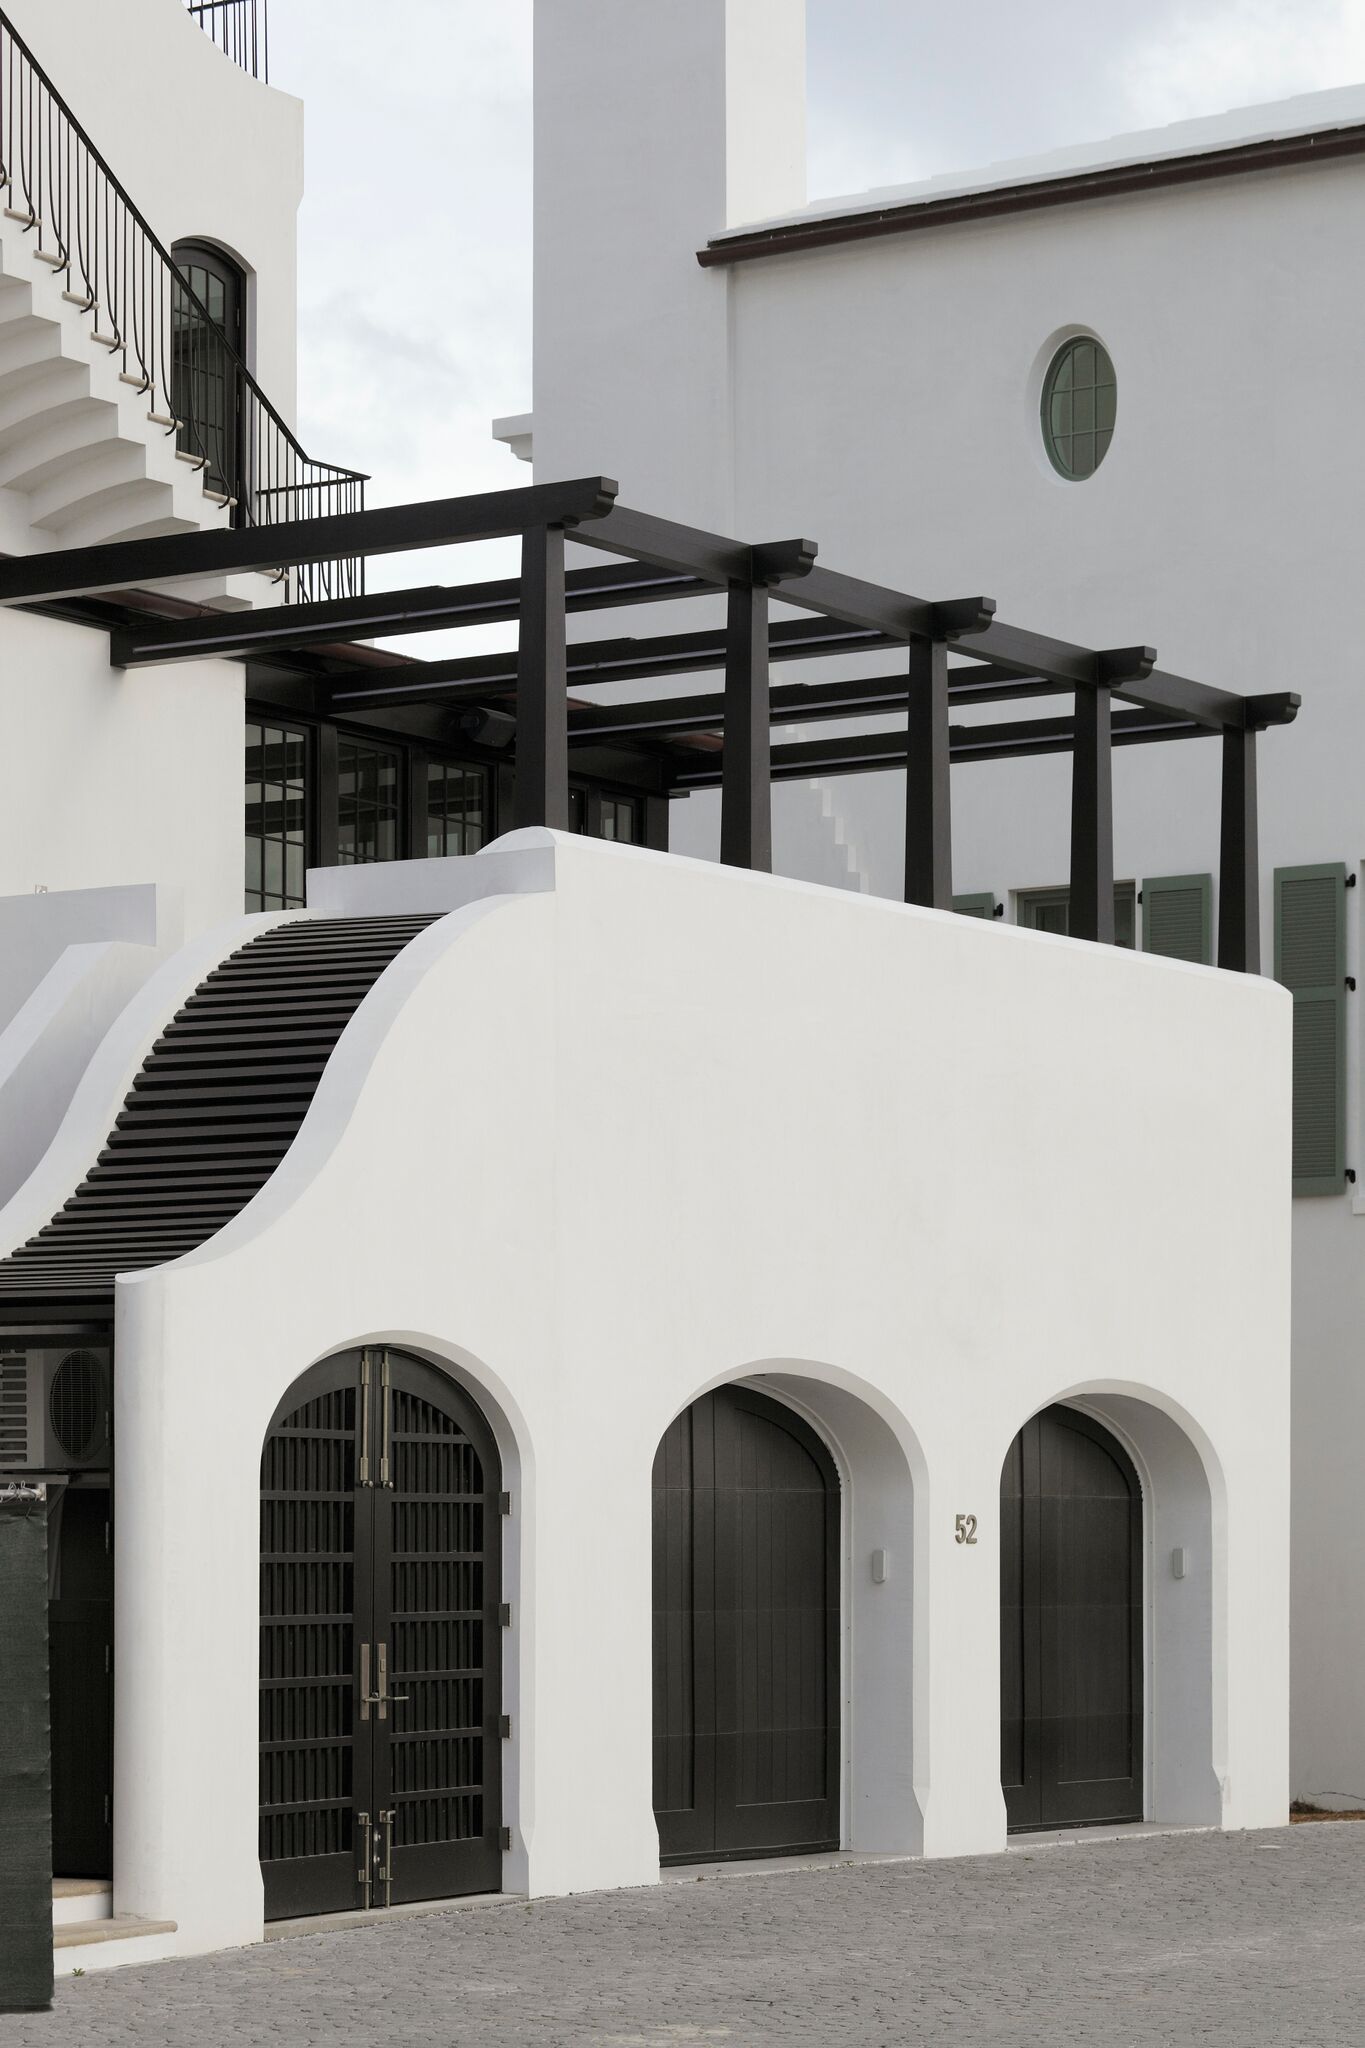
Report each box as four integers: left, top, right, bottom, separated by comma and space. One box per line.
698, 121, 1365, 268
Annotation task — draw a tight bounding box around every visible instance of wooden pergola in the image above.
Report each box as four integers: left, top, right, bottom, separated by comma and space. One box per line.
0, 475, 1297, 970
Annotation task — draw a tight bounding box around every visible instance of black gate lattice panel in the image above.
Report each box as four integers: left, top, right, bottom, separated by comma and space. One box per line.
260, 1350, 501, 1920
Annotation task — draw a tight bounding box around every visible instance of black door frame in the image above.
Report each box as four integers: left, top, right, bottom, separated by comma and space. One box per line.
259, 1346, 502, 1920
1001, 1403, 1145, 1833
653, 1383, 842, 1866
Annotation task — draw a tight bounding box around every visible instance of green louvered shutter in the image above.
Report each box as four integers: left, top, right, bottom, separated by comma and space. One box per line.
1274, 864, 1347, 1196
954, 893, 997, 918
1142, 874, 1212, 963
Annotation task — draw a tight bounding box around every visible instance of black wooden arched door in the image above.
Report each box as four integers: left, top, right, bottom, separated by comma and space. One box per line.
653, 1385, 840, 1864
259, 1348, 502, 1919
1001, 1404, 1143, 1832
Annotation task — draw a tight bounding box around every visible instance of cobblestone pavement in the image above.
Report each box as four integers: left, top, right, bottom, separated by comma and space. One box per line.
6, 1825, 1365, 2048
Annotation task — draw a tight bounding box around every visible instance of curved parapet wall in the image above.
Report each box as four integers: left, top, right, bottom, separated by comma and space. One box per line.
0, 913, 435, 1306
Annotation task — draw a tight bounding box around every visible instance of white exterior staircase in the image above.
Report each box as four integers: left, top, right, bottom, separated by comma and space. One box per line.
0, 229, 233, 558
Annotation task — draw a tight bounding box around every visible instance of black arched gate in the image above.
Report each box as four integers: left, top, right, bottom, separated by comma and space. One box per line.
259, 1348, 502, 1919
653, 1385, 841, 1863
1001, 1404, 1143, 1831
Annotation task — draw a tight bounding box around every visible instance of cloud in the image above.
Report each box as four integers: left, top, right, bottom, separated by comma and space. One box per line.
1117, 0, 1365, 123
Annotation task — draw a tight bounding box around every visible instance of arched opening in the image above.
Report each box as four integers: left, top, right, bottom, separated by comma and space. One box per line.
653, 1383, 840, 1863
171, 237, 246, 509
1001, 1404, 1143, 1832
259, 1345, 502, 1919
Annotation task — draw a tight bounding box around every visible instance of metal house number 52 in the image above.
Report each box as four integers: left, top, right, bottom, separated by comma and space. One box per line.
954, 1513, 978, 1546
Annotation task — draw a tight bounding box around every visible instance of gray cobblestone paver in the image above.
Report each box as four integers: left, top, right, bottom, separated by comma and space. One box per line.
6, 1826, 1365, 2047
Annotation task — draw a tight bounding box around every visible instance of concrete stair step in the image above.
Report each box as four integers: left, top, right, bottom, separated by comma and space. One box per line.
52, 1878, 111, 1929
55, 1912, 179, 1975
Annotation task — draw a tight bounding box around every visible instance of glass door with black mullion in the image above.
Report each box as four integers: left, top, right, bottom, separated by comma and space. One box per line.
171, 240, 246, 511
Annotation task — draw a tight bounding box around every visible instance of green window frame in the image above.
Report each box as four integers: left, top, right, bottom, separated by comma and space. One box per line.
1015, 883, 1136, 948
1041, 337, 1117, 480
1274, 863, 1348, 1196
1141, 874, 1213, 964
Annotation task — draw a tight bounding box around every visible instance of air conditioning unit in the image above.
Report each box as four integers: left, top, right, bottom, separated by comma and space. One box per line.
0, 1344, 112, 1472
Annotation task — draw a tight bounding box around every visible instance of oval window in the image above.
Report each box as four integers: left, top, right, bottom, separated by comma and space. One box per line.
1041, 337, 1116, 479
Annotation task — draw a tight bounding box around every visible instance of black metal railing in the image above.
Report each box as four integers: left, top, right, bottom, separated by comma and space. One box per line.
0, 9, 364, 599
186, 1, 268, 83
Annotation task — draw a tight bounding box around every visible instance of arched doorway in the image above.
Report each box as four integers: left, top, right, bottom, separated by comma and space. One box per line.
1001, 1404, 1143, 1831
653, 1384, 840, 1863
259, 1347, 502, 1919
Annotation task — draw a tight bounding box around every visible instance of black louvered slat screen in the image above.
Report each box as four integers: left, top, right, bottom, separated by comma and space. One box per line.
1274, 865, 1347, 1196
1141, 874, 1212, 964
0, 915, 435, 1306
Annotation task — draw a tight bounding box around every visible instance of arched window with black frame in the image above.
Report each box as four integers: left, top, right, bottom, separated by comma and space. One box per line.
171, 239, 246, 513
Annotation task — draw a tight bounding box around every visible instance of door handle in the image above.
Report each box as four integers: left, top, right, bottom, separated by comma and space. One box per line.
360, 1641, 409, 1720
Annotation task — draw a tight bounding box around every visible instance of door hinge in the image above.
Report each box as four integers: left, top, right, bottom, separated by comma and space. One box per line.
499, 1602, 512, 1628
358, 1349, 373, 1486
499, 1714, 512, 1739
499, 1490, 512, 1516
379, 1351, 392, 1489
499, 1826, 512, 1852
103, 1794, 111, 1826
104, 1642, 112, 1676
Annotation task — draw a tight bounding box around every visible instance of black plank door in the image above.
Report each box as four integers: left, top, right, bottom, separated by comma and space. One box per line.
260, 1348, 501, 1919
49, 1486, 113, 1877
654, 1385, 840, 1864
1001, 1405, 1143, 1832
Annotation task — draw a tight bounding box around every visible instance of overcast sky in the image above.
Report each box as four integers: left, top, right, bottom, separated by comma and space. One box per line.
267, 0, 1365, 536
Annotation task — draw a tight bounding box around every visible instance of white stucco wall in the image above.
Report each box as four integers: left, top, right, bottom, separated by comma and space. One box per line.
89, 832, 1290, 1956
528, 0, 1362, 1808
7, 0, 303, 413
0, 606, 244, 938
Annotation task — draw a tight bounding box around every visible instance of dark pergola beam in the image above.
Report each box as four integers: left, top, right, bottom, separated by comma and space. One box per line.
574, 503, 818, 591
967, 621, 1248, 731
324, 615, 895, 714
0, 477, 621, 606
564, 666, 1064, 742
109, 561, 713, 668
670, 707, 1205, 786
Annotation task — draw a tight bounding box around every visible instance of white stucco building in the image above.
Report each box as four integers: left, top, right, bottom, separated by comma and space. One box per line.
0, 0, 1298, 1993
523, 0, 1365, 1819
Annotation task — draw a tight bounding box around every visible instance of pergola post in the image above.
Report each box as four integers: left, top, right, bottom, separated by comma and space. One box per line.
904, 636, 952, 908
514, 523, 569, 831
1218, 725, 1260, 973
719, 580, 772, 871
1070, 684, 1114, 942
